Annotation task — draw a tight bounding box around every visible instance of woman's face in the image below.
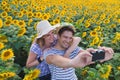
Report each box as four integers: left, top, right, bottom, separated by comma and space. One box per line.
43, 30, 55, 45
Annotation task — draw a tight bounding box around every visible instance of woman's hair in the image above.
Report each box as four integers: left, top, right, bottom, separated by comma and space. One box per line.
36, 37, 45, 47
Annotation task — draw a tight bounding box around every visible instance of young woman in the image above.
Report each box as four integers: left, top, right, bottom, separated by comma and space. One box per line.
26, 20, 81, 80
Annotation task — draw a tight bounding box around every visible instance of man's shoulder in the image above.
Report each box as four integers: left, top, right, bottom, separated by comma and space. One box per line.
44, 47, 56, 54
73, 46, 82, 51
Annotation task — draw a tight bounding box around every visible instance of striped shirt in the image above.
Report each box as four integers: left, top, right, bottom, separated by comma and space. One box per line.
44, 46, 82, 80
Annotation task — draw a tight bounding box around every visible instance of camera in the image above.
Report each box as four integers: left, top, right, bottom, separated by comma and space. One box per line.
90, 50, 105, 61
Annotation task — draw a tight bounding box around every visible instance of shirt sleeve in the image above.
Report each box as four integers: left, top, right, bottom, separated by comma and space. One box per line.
70, 46, 83, 59
30, 43, 42, 55
43, 49, 55, 63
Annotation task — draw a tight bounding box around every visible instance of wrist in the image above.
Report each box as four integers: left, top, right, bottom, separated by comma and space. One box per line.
69, 60, 74, 67
37, 57, 43, 63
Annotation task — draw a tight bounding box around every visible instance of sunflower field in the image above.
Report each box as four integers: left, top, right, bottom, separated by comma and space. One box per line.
0, 0, 120, 80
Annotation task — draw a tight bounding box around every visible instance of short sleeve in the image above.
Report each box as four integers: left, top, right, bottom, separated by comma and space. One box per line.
70, 46, 83, 59
43, 49, 55, 62
30, 43, 42, 55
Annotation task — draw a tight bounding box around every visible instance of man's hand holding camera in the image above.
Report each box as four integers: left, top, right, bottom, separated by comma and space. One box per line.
86, 46, 114, 63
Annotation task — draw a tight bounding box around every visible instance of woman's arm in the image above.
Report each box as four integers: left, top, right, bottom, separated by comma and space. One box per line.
26, 52, 40, 68
64, 37, 81, 58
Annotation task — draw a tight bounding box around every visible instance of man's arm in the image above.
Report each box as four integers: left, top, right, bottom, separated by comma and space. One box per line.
45, 50, 92, 68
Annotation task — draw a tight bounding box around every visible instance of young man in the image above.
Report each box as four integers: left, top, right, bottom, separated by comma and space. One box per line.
44, 24, 114, 80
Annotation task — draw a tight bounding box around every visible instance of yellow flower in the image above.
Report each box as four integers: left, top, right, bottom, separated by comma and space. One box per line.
90, 31, 98, 37
82, 32, 87, 38
0, 19, 3, 28
42, 13, 50, 20
28, 19, 33, 26
90, 42, 94, 46
1, 1, 7, 6
30, 69, 41, 79
12, 11, 18, 16
117, 66, 120, 70
0, 42, 5, 50
5, 16, 13, 21
4, 7, 11, 12
27, 11, 33, 18
4, 20, 12, 26
94, 26, 101, 31
17, 27, 26, 37
23, 75, 32, 80
1, 49, 14, 61
5, 72, 16, 78
1, 11, 8, 18
93, 36, 99, 44
81, 70, 87, 76
100, 13, 106, 20
0, 35, 8, 43
100, 65, 112, 79
52, 19, 60, 25
103, 19, 110, 24
0, 72, 16, 78
36, 12, 42, 18
85, 22, 90, 28
18, 12, 24, 18
17, 20, 26, 28
98, 40, 103, 46
12, 19, 19, 25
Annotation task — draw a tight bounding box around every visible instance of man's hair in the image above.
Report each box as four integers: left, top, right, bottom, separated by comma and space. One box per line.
58, 26, 75, 36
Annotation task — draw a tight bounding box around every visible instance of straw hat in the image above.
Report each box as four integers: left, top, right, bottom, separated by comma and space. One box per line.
36, 20, 57, 39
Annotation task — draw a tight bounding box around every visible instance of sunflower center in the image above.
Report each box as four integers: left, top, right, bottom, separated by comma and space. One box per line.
4, 51, 10, 57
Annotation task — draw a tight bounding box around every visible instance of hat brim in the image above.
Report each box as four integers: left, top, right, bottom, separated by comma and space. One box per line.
36, 26, 56, 39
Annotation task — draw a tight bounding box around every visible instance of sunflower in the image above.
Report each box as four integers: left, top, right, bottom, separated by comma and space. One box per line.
30, 69, 41, 79
1, 49, 14, 61
82, 32, 87, 38
117, 66, 120, 70
0, 35, 8, 42
1, 1, 7, 6
6, 72, 16, 78
0, 72, 16, 78
4, 20, 11, 26
103, 19, 110, 24
52, 19, 60, 25
18, 11, 24, 18
12, 19, 19, 25
100, 65, 112, 79
94, 26, 101, 31
1, 11, 8, 18
42, 13, 50, 20
12, 11, 18, 16
81, 70, 87, 76
23, 75, 32, 80
22, 10, 27, 15
90, 30, 98, 37
5, 16, 13, 21
0, 42, 5, 50
84, 22, 90, 28
17, 27, 26, 37
27, 11, 33, 18
36, 12, 42, 19
110, 24, 116, 28
0, 19, 3, 28
28, 19, 33, 26
17, 20, 26, 28
93, 36, 99, 44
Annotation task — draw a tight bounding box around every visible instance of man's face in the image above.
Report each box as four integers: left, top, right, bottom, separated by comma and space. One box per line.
58, 31, 73, 49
